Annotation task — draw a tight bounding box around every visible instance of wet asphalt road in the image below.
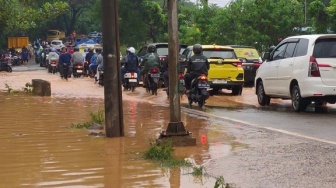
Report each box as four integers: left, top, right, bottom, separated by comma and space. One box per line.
3, 59, 336, 188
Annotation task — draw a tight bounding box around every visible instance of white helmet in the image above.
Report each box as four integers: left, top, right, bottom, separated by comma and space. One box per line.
127, 47, 135, 54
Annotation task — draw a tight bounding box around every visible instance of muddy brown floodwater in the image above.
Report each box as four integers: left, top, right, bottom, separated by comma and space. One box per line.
0, 70, 247, 188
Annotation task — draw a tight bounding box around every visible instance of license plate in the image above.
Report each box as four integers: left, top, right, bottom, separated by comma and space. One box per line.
124, 73, 137, 78
198, 83, 210, 88
51, 64, 56, 66
77, 70, 83, 73
212, 79, 227, 84
151, 73, 160, 78
129, 79, 137, 82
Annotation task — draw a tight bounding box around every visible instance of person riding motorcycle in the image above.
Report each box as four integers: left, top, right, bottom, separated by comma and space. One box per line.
162, 44, 187, 91
89, 48, 103, 76
71, 47, 83, 66
85, 48, 95, 64
184, 44, 209, 94
47, 48, 59, 62
141, 44, 160, 87
121, 47, 140, 85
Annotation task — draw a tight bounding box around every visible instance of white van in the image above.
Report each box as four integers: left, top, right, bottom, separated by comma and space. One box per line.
255, 34, 336, 112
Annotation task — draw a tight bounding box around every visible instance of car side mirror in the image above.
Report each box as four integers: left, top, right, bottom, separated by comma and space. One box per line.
263, 52, 270, 61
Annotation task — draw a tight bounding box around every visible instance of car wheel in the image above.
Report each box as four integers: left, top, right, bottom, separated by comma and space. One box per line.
232, 85, 243, 96
291, 85, 308, 112
257, 81, 270, 106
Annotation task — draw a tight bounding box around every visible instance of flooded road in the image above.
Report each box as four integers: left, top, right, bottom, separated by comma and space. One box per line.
0, 92, 244, 188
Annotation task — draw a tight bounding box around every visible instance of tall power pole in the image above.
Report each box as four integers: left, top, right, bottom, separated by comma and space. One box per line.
159, 0, 195, 147
101, 0, 124, 137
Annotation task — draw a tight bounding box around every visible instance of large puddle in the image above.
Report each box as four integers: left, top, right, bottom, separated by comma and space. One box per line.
0, 92, 246, 187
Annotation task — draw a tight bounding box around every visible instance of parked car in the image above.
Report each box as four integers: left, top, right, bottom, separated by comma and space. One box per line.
227, 45, 262, 86
182, 45, 244, 95
50, 40, 65, 51
255, 34, 336, 112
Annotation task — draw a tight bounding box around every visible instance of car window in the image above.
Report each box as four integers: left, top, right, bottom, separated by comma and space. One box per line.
52, 42, 62, 45
233, 48, 260, 59
138, 47, 147, 56
272, 43, 288, 60
203, 49, 236, 59
313, 38, 336, 58
294, 38, 308, 57
156, 47, 169, 56
182, 48, 190, 57
283, 42, 297, 58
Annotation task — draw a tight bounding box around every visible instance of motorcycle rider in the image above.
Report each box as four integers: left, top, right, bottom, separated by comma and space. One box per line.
58, 47, 72, 80
140, 44, 160, 87
89, 48, 102, 76
162, 44, 187, 91
71, 47, 83, 66
47, 48, 59, 62
121, 47, 140, 86
184, 44, 209, 94
85, 48, 94, 64
82, 48, 88, 62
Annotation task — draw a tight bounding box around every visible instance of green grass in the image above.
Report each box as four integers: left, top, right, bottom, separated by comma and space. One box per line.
144, 140, 232, 187
70, 109, 105, 129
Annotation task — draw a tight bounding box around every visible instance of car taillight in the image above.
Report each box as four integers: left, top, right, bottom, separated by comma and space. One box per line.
131, 72, 135, 78
151, 68, 159, 73
51, 61, 56, 64
178, 73, 184, 79
309, 56, 321, 77
253, 58, 263, 69
232, 61, 242, 67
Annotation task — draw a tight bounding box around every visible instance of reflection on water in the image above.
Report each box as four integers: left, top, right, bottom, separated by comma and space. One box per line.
0, 93, 245, 187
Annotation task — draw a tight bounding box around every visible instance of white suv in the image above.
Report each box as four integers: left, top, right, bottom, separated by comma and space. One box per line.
255, 34, 336, 112
50, 40, 65, 50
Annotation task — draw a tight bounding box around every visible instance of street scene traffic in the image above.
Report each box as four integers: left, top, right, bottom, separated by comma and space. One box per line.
1, 0, 336, 188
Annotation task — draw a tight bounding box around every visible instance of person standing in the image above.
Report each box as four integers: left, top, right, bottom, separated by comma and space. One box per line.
21, 46, 29, 65
58, 47, 72, 80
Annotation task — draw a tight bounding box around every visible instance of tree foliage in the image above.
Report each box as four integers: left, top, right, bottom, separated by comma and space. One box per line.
2, 0, 336, 52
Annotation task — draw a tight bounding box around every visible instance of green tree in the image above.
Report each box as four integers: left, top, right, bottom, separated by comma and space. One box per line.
308, 0, 329, 33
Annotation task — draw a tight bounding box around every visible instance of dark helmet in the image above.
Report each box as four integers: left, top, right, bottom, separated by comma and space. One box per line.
74, 47, 79, 52
193, 44, 202, 55
147, 44, 156, 53
95, 48, 102, 53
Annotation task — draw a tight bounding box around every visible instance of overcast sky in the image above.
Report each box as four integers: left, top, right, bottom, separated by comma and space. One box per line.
189, 0, 232, 7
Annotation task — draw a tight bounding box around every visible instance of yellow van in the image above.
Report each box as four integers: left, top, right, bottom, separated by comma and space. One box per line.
182, 45, 244, 95
227, 45, 262, 86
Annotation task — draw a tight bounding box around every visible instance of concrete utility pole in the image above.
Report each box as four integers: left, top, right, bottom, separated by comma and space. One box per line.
101, 0, 124, 137
159, 0, 195, 146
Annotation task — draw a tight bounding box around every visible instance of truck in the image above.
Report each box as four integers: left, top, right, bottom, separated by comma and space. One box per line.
8, 36, 29, 52
46, 30, 66, 43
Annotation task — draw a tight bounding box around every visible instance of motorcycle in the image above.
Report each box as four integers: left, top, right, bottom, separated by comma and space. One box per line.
83, 61, 90, 77
0, 61, 12, 72
72, 63, 84, 78
166, 72, 186, 98
187, 74, 210, 110
124, 71, 138, 92
48, 59, 58, 74
145, 67, 160, 95
12, 55, 22, 66
95, 65, 104, 86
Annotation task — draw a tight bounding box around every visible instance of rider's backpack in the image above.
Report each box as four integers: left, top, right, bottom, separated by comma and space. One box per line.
146, 53, 159, 68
